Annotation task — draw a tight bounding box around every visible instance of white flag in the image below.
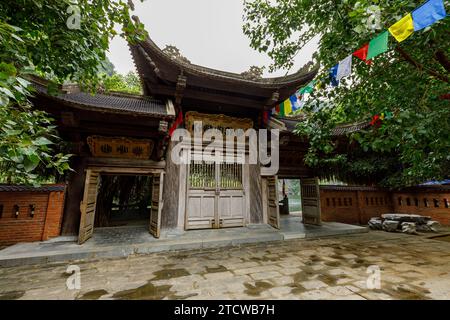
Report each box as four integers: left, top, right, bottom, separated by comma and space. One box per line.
336, 55, 352, 81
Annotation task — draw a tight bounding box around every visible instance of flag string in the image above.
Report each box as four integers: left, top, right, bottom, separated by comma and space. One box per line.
269, 0, 448, 119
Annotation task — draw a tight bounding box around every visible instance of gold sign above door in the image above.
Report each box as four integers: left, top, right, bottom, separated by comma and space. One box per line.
87, 136, 154, 159
185, 111, 253, 135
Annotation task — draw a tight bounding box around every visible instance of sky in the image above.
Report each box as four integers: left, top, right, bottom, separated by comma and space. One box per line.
107, 0, 318, 77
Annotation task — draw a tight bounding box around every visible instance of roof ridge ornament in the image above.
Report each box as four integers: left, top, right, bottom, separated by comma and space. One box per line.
162, 45, 191, 64
240, 66, 264, 81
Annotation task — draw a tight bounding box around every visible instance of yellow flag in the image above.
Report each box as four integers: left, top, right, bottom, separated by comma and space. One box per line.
389, 13, 414, 42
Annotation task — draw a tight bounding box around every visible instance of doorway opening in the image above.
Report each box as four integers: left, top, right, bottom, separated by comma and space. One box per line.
94, 174, 153, 228
279, 179, 302, 218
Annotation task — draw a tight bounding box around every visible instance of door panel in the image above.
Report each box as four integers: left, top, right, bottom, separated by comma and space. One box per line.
78, 169, 100, 244
266, 176, 280, 229
186, 190, 216, 229
218, 190, 245, 228
301, 177, 322, 225
149, 173, 164, 238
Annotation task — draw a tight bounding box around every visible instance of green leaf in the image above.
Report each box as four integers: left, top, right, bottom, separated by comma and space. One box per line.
32, 137, 53, 146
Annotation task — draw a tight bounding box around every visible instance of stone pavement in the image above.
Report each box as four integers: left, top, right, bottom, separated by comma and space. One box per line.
0, 231, 449, 300
0, 217, 367, 267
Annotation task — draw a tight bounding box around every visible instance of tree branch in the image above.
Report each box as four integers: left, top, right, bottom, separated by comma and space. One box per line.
434, 49, 450, 73
395, 46, 449, 83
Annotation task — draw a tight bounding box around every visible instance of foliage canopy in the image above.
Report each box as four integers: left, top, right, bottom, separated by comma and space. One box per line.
0, 0, 146, 184
244, 0, 450, 187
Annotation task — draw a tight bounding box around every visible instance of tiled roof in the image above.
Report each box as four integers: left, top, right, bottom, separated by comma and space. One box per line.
320, 185, 383, 191
31, 80, 173, 118
320, 185, 450, 192
0, 184, 65, 193
136, 39, 319, 87
276, 117, 370, 137
330, 121, 371, 136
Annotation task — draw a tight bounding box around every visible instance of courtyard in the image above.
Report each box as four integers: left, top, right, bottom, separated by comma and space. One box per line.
0, 231, 449, 300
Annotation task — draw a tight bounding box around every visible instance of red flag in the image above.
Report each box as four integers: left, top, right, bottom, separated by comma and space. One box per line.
370, 114, 382, 128
353, 44, 372, 65
169, 110, 183, 136
275, 104, 280, 114
262, 110, 270, 125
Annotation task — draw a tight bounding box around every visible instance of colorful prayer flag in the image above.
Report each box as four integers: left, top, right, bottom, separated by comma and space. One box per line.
263, 110, 270, 124
385, 111, 394, 120
353, 43, 372, 65
389, 13, 415, 42
315, 79, 326, 90
412, 0, 447, 31
299, 80, 316, 95
281, 98, 293, 116
329, 64, 339, 87
336, 55, 353, 81
367, 31, 389, 60
290, 94, 305, 112
278, 101, 286, 117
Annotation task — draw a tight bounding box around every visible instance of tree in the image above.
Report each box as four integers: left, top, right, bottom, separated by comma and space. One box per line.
98, 57, 116, 77
102, 71, 142, 94
0, 1, 147, 184
244, 0, 450, 188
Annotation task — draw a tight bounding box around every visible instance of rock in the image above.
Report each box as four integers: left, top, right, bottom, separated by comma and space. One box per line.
401, 222, 418, 235
368, 218, 383, 230
383, 220, 399, 232
416, 220, 442, 232
381, 213, 431, 225
426, 221, 441, 232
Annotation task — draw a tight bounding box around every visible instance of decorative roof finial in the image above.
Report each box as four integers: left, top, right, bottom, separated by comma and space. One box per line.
240, 66, 264, 80
162, 45, 191, 64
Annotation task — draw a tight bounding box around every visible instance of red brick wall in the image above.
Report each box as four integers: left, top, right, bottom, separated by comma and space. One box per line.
392, 191, 450, 226
320, 186, 450, 226
320, 187, 393, 225
0, 186, 65, 245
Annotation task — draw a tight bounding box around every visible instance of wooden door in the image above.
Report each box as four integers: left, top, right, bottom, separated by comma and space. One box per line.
186, 161, 217, 229
186, 161, 245, 229
301, 177, 322, 225
149, 173, 164, 238
218, 163, 245, 228
266, 176, 280, 229
78, 169, 100, 244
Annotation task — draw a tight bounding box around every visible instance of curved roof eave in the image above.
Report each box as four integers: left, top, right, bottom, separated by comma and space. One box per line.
132, 37, 318, 90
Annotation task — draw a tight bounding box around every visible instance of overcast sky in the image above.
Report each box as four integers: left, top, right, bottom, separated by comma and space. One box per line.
107, 0, 318, 77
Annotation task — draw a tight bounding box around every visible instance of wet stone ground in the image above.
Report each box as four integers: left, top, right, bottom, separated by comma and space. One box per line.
0, 231, 449, 300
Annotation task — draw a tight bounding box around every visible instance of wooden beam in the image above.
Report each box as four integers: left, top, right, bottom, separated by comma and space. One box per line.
86, 157, 166, 171
151, 84, 266, 110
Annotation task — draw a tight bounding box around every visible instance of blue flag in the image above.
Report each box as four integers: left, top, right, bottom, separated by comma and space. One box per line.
329, 64, 339, 87
412, 0, 447, 31
290, 94, 301, 111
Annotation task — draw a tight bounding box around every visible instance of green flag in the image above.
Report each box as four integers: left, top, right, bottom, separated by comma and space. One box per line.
367, 31, 389, 60
299, 80, 316, 95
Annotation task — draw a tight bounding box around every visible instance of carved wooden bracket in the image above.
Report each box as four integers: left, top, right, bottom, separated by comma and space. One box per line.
175, 74, 187, 105
265, 91, 280, 109
138, 46, 162, 77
